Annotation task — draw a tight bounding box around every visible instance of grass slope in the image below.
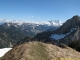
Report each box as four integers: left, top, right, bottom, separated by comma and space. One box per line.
0, 41, 80, 60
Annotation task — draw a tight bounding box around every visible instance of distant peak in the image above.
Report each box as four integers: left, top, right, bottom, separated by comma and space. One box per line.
48, 20, 60, 22
0, 19, 62, 26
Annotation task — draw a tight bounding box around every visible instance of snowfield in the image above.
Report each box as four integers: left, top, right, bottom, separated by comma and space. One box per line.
0, 48, 12, 57
50, 28, 76, 40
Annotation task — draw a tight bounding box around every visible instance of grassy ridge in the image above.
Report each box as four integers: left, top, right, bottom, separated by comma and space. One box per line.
29, 42, 49, 60
0, 41, 80, 60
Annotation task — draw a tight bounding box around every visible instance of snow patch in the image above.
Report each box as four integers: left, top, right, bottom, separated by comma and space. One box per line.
0, 48, 12, 57
50, 34, 66, 40
50, 28, 76, 40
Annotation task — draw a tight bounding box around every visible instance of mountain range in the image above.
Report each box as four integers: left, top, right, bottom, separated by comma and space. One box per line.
0, 20, 62, 48
16, 15, 80, 52
34, 15, 80, 45
0, 15, 80, 60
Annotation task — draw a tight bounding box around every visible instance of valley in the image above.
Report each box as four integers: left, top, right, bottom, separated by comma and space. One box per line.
0, 20, 62, 48
0, 15, 80, 60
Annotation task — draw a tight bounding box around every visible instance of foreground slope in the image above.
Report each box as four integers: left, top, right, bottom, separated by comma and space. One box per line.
0, 41, 80, 60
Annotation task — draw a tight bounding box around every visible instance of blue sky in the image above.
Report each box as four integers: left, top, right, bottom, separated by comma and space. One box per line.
0, 0, 80, 22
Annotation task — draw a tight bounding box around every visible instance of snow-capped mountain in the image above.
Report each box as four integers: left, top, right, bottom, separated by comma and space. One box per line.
48, 20, 62, 26
0, 19, 62, 48
0, 19, 62, 27
0, 19, 25, 25
34, 15, 80, 45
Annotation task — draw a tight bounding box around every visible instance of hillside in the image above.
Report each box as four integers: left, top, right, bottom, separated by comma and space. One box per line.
0, 24, 27, 48
0, 41, 80, 60
34, 15, 80, 45
0, 20, 62, 48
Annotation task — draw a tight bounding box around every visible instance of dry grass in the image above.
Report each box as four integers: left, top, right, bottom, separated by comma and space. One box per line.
45, 43, 80, 58
0, 41, 80, 60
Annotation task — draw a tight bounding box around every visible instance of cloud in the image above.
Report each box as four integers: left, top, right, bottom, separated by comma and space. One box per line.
32, 16, 34, 18
38, 17, 40, 18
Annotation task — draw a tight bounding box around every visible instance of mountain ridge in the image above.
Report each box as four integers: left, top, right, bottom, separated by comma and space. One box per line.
0, 20, 62, 48
34, 15, 80, 45
0, 15, 80, 60
0, 19, 63, 26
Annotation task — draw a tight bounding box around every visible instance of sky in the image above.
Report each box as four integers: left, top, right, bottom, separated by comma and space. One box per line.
0, 0, 80, 22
